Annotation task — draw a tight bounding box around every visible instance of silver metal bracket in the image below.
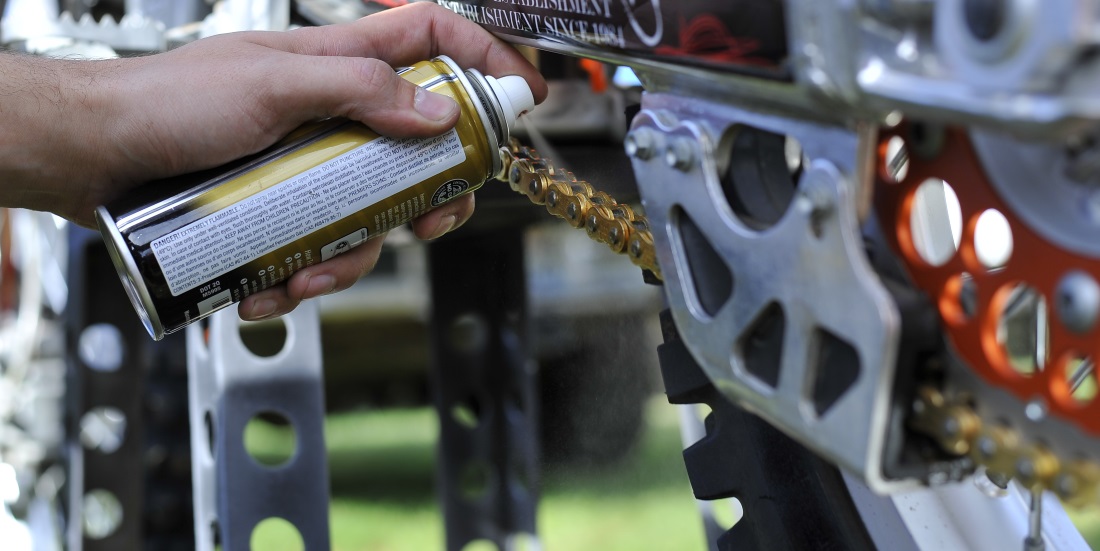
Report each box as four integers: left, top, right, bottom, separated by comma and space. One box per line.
629, 93, 906, 492
187, 302, 329, 550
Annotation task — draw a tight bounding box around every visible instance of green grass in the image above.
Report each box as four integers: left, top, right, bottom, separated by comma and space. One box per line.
246, 399, 705, 551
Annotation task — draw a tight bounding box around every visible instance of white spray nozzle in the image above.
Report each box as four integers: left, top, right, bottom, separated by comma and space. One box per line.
483, 74, 536, 136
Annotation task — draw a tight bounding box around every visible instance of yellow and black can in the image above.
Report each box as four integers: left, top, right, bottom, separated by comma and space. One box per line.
96, 55, 535, 340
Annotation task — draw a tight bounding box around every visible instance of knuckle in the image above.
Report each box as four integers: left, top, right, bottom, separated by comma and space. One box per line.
355, 58, 398, 96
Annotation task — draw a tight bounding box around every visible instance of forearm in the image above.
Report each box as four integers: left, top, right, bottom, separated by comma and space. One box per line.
0, 52, 124, 221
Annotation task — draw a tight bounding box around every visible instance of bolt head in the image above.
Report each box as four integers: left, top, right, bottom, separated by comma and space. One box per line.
625, 129, 656, 159
1025, 399, 1046, 422
665, 138, 695, 171
1056, 271, 1100, 334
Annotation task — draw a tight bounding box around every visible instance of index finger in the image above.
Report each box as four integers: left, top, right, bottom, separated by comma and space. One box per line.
277, 3, 548, 103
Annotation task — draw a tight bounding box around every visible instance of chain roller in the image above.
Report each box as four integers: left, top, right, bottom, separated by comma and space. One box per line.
499, 138, 662, 279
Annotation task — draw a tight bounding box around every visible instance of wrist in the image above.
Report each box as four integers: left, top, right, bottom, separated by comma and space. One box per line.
0, 53, 127, 224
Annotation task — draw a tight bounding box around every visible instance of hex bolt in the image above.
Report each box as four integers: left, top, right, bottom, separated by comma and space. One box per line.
665, 138, 695, 171
625, 128, 657, 160
1056, 271, 1100, 333
800, 183, 834, 216
1025, 399, 1046, 422
963, 0, 1007, 42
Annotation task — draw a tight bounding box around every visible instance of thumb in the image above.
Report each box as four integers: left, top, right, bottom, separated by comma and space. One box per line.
275, 55, 460, 137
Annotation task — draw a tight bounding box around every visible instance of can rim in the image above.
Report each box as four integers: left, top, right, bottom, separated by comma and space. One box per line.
95, 206, 165, 340
434, 55, 504, 176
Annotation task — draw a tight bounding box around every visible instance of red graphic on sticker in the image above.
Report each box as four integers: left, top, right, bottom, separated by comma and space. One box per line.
364, 0, 409, 8
655, 14, 769, 66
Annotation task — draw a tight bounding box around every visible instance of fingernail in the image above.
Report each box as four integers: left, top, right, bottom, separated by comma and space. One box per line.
430, 214, 457, 240
414, 87, 458, 121
304, 274, 337, 299
246, 299, 277, 320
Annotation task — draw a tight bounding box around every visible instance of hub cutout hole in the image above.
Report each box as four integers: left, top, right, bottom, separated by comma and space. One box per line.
1064, 354, 1097, 405
995, 284, 1049, 377
881, 135, 910, 184
974, 208, 1013, 270
909, 178, 962, 266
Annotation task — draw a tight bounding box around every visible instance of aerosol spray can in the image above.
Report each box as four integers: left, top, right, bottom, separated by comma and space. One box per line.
96, 56, 535, 340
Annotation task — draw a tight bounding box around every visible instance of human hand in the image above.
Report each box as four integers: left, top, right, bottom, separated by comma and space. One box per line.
0, 3, 545, 322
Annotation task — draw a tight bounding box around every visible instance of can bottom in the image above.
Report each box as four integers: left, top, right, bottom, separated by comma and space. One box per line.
95, 206, 166, 340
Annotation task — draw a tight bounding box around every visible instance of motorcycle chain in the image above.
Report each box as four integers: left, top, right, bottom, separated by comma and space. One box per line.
497, 138, 1099, 505
498, 138, 662, 280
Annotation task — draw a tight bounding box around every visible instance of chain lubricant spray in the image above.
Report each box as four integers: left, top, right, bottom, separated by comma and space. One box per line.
96, 56, 535, 340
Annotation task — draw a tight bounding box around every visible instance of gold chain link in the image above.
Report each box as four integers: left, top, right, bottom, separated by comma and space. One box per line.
498, 138, 662, 280
911, 386, 1100, 505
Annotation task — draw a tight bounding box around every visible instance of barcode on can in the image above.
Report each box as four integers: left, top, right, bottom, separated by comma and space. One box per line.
198, 289, 234, 316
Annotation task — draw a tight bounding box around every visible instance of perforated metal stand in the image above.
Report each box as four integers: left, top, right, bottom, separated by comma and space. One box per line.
65, 227, 193, 551
428, 229, 540, 551
187, 302, 329, 551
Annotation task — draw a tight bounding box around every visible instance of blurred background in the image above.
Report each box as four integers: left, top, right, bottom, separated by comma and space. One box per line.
6, 0, 1100, 549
